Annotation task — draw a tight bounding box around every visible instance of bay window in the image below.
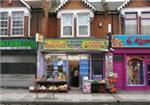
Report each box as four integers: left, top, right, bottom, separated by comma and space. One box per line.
12, 12, 24, 36
77, 13, 89, 37
0, 12, 8, 36
0, 8, 28, 37
124, 13, 137, 35
59, 11, 92, 38
61, 14, 73, 37
141, 13, 150, 35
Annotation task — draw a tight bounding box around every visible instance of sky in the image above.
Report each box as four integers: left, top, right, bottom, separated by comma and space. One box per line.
25, 0, 126, 2
88, 0, 125, 2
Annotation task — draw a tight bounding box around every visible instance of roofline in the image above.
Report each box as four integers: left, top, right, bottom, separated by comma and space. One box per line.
117, 0, 131, 11
20, 0, 31, 10
55, 0, 96, 13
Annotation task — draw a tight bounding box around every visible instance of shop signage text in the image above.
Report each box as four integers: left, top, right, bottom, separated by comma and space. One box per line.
43, 39, 108, 51
112, 35, 150, 48
0, 39, 36, 49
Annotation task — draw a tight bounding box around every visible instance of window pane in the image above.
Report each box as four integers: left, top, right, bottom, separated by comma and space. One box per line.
12, 12, 24, 35
125, 20, 137, 35
92, 54, 103, 75
12, 28, 23, 35
62, 14, 72, 26
141, 19, 150, 34
79, 26, 88, 35
0, 12, 8, 20
13, 21, 23, 27
125, 13, 137, 19
78, 13, 88, 25
142, 13, 150, 18
0, 12, 8, 35
0, 29, 8, 35
12, 12, 24, 20
127, 57, 144, 86
0, 21, 8, 27
63, 26, 72, 36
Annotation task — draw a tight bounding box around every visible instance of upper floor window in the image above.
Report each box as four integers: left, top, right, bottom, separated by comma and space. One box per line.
124, 13, 137, 35
0, 12, 8, 36
121, 8, 150, 35
58, 10, 93, 38
77, 13, 90, 37
0, 7, 30, 37
141, 13, 150, 35
61, 14, 73, 37
12, 12, 24, 36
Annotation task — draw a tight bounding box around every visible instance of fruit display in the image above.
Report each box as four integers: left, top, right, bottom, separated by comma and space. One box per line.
29, 84, 68, 92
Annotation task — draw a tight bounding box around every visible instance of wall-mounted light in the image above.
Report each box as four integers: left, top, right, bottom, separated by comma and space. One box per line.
98, 22, 102, 28
9, 0, 12, 4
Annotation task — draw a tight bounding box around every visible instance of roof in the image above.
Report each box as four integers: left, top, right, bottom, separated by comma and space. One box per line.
49, 1, 124, 13
26, 1, 42, 9
91, 2, 123, 12
20, 0, 31, 9
55, 0, 96, 12
117, 0, 131, 11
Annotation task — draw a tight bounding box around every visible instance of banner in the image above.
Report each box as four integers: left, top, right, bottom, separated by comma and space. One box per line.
112, 35, 150, 48
0, 39, 36, 49
43, 38, 108, 51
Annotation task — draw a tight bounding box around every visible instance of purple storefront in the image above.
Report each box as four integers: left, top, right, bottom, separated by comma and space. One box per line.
112, 35, 150, 90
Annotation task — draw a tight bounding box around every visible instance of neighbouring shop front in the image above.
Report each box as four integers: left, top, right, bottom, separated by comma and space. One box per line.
112, 35, 150, 90
35, 38, 113, 92
0, 39, 37, 87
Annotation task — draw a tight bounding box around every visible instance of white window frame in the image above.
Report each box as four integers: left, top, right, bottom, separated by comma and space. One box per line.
77, 13, 90, 37
11, 11, 24, 37
0, 7, 30, 37
0, 12, 8, 36
120, 7, 150, 35
141, 12, 150, 35
57, 9, 94, 38
61, 13, 74, 38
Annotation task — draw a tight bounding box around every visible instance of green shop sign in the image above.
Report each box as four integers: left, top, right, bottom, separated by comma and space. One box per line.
0, 39, 36, 49
43, 38, 108, 51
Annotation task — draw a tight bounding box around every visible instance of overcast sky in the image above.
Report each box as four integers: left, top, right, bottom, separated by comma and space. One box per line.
25, 0, 125, 2
88, 0, 125, 2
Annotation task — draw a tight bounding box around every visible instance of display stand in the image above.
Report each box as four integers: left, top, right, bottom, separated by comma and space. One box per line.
33, 80, 67, 99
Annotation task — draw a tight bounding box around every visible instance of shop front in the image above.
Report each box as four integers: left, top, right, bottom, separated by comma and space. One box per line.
36, 38, 109, 91
112, 35, 150, 90
0, 39, 37, 87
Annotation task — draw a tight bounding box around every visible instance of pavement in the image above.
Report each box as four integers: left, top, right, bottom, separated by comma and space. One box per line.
0, 88, 150, 105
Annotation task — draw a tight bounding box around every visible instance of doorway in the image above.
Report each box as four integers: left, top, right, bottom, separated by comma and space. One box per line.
68, 55, 80, 87
146, 62, 150, 86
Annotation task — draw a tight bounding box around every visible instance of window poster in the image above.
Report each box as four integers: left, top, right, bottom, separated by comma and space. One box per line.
127, 56, 145, 86
105, 53, 113, 77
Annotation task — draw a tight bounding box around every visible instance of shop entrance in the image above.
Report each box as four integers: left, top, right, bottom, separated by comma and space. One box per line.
69, 60, 80, 87
68, 54, 89, 88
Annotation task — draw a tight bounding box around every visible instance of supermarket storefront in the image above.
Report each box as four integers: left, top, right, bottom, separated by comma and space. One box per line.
0, 39, 37, 87
37, 38, 110, 88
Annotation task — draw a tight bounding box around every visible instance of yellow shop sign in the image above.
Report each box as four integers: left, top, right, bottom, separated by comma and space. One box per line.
43, 38, 108, 51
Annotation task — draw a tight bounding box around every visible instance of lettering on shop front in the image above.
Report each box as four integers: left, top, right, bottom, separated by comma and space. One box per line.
127, 36, 150, 45
0, 41, 21, 47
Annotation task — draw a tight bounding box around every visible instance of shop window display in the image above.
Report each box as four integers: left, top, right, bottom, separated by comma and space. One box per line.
127, 56, 144, 86
45, 54, 68, 81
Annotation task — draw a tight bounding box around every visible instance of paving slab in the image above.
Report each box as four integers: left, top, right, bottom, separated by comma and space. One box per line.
1, 88, 150, 105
